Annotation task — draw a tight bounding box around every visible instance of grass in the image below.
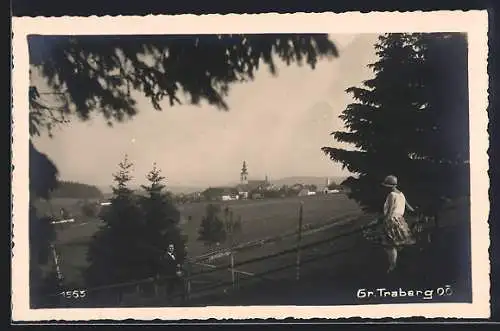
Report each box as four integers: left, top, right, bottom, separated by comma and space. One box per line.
49, 194, 363, 286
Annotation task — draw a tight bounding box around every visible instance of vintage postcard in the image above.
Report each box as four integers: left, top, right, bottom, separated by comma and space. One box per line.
11, 11, 490, 321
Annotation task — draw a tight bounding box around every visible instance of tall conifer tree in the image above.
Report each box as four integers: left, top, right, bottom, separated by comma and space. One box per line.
322, 33, 469, 216
85, 155, 145, 289
138, 164, 187, 276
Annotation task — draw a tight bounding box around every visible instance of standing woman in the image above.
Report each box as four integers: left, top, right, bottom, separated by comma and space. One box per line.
363, 175, 417, 273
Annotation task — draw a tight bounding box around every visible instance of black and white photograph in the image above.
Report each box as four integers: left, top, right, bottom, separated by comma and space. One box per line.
11, 11, 490, 320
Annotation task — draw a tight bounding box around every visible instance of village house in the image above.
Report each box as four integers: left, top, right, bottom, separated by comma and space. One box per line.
298, 187, 317, 197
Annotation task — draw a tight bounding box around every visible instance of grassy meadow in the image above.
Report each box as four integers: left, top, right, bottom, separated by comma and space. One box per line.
43, 194, 363, 286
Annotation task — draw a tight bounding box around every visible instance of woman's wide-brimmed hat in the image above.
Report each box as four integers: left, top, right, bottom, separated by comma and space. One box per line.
381, 175, 398, 187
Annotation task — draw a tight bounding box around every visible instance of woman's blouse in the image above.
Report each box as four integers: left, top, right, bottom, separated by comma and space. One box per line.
383, 190, 407, 219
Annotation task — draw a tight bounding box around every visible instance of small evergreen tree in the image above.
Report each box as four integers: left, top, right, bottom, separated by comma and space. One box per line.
85, 155, 145, 291
138, 163, 187, 276
198, 204, 226, 247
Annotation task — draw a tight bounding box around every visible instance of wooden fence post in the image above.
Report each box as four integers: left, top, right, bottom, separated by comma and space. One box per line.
230, 251, 236, 289
186, 275, 191, 302
50, 244, 64, 286
296, 201, 304, 281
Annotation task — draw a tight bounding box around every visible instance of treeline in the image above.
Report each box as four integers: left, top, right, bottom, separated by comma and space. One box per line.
50, 181, 103, 199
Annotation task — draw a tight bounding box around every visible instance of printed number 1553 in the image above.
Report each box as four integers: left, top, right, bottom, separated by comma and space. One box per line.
60, 290, 87, 299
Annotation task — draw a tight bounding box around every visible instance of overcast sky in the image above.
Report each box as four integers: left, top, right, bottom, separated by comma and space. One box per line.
32, 33, 380, 188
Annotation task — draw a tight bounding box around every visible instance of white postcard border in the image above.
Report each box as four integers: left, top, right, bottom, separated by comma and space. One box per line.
11, 11, 490, 321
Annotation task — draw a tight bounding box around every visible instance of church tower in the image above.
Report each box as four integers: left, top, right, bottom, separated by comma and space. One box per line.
240, 161, 248, 185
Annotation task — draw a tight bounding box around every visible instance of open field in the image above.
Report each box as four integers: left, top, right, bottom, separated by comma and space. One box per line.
51, 194, 363, 286
120, 199, 470, 307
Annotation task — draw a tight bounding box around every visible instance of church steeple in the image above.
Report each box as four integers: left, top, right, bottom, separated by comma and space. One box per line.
240, 161, 248, 184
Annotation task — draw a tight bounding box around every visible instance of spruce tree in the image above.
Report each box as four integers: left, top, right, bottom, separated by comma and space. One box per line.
198, 204, 227, 247
85, 155, 145, 290
322, 33, 469, 215
138, 163, 187, 277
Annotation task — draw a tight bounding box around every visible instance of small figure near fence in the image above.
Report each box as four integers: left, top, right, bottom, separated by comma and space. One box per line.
160, 243, 184, 303
363, 175, 417, 274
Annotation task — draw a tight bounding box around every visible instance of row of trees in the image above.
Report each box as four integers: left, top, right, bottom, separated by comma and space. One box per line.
49, 181, 104, 200
85, 156, 187, 289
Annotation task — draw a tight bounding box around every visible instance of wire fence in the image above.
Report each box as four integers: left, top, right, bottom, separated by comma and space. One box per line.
42, 209, 440, 308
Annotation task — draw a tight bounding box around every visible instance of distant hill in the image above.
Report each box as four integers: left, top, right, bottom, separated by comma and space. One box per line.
269, 176, 347, 188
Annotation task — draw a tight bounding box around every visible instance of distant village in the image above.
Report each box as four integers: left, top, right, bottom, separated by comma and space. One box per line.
45, 162, 347, 225
172, 161, 346, 204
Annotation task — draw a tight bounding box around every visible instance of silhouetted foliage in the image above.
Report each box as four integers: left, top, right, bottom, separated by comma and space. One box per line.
198, 204, 226, 247
29, 205, 59, 307
29, 83, 70, 138
28, 34, 338, 134
138, 164, 187, 275
50, 181, 104, 199
29, 141, 59, 200
29, 97, 62, 307
28, 142, 60, 306
29, 101, 60, 305
322, 33, 469, 216
85, 156, 146, 289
